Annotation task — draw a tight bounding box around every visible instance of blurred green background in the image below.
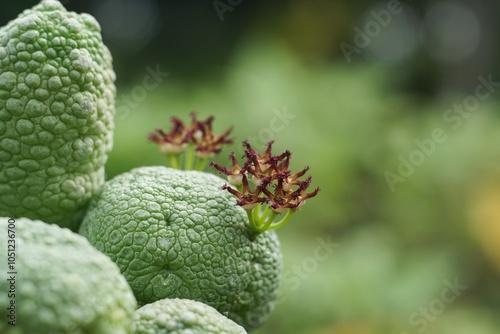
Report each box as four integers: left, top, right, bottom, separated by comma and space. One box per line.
4, 1, 500, 333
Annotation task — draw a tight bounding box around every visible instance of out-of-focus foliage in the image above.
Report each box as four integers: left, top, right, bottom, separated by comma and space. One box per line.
3, 1, 500, 333
108, 41, 500, 333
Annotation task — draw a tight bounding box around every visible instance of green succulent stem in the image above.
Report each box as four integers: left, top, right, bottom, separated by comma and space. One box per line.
246, 205, 296, 234
252, 203, 262, 225
168, 155, 182, 170
163, 145, 210, 171
261, 211, 279, 230
184, 143, 196, 170
195, 159, 205, 171
260, 206, 273, 222
268, 209, 295, 230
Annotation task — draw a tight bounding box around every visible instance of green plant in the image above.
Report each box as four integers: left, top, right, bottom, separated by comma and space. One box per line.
148, 112, 233, 171
211, 140, 319, 234
134, 298, 247, 334
0, 0, 115, 230
150, 113, 320, 234
0, 217, 137, 334
79, 165, 282, 331
80, 114, 318, 331
2, 2, 319, 333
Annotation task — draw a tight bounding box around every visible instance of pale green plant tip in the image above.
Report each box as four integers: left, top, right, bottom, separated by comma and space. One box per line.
0, 0, 115, 230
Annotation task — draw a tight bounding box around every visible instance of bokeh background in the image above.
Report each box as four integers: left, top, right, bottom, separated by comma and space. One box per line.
4, 1, 500, 333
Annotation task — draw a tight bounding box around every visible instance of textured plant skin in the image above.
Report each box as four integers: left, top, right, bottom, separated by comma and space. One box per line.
0, 0, 115, 230
79, 166, 282, 331
0, 217, 137, 334
134, 298, 247, 334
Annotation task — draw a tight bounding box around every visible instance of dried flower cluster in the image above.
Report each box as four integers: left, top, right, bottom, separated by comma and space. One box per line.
150, 114, 319, 233
149, 113, 233, 170
211, 141, 320, 233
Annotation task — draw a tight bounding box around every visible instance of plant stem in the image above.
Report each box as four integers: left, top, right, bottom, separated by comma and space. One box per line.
260, 211, 279, 231
246, 210, 259, 233
195, 158, 208, 171
252, 203, 262, 228
168, 155, 181, 170
260, 206, 273, 222
184, 144, 195, 170
268, 210, 295, 230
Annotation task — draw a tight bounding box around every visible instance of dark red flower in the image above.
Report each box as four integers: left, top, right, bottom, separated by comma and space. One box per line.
212, 140, 320, 232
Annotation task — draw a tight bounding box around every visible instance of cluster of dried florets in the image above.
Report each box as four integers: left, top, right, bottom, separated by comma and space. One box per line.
149, 113, 233, 170
150, 114, 319, 233
211, 141, 320, 233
